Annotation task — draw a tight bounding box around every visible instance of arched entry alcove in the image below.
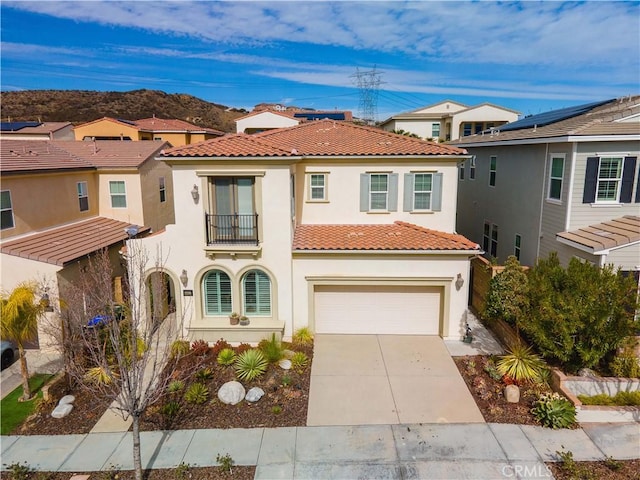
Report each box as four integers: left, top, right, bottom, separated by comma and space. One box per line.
146, 271, 176, 328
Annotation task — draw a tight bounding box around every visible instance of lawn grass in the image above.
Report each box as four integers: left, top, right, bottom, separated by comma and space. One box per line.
1, 373, 54, 435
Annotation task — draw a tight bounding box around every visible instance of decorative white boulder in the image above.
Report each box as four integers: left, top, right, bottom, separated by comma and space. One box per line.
59, 395, 76, 405
504, 384, 520, 403
245, 387, 265, 402
218, 381, 246, 405
51, 403, 74, 418
278, 359, 292, 370
282, 349, 295, 359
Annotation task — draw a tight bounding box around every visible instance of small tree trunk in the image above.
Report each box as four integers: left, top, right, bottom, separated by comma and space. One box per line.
132, 413, 143, 480
18, 345, 31, 401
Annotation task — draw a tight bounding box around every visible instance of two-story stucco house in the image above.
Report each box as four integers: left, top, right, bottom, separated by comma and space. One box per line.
73, 117, 224, 146
380, 100, 520, 142
453, 96, 640, 279
0, 139, 174, 347
133, 120, 480, 344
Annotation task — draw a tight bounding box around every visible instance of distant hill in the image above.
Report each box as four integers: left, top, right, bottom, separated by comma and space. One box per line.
0, 89, 248, 133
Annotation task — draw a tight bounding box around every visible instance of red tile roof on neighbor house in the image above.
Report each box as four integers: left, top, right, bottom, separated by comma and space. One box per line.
53, 140, 168, 168
163, 119, 468, 158
292, 221, 480, 251
0, 140, 93, 173
134, 117, 224, 135
0, 217, 150, 266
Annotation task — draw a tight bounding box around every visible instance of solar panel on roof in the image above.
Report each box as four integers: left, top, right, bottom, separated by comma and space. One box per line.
293, 112, 346, 121
498, 99, 612, 132
116, 118, 138, 126
0, 121, 42, 131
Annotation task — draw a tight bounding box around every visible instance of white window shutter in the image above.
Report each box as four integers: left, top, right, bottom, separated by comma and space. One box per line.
403, 173, 414, 211
360, 173, 369, 211
388, 173, 399, 211
432, 173, 443, 211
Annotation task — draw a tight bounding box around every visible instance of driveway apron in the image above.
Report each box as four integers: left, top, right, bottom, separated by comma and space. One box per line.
307, 334, 484, 426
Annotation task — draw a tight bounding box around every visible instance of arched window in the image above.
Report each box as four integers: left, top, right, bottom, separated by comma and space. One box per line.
242, 270, 271, 315
202, 270, 232, 315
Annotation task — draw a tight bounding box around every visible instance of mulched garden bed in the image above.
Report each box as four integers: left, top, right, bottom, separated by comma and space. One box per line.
453, 355, 553, 425
547, 458, 640, 480
5, 466, 255, 480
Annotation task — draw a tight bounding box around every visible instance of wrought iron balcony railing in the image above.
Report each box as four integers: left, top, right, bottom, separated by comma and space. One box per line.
205, 213, 259, 245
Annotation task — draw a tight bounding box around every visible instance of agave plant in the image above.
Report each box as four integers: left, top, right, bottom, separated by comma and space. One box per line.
217, 348, 236, 366
496, 344, 546, 383
290, 351, 309, 370
234, 349, 268, 381
531, 393, 576, 429
184, 382, 209, 404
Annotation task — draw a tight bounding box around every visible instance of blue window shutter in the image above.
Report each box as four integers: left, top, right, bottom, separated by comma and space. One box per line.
388, 173, 398, 211
583, 157, 599, 203
620, 157, 636, 203
403, 173, 414, 211
360, 173, 369, 211
431, 173, 443, 211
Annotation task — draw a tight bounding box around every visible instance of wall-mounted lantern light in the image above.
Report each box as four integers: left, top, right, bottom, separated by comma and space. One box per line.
191, 184, 199, 203
180, 269, 189, 288
455, 273, 464, 291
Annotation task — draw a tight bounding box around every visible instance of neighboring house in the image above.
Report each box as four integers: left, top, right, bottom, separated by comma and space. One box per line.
236, 109, 353, 133
133, 120, 480, 344
380, 100, 520, 142
0, 121, 74, 141
0, 139, 174, 348
73, 117, 224, 146
453, 96, 640, 279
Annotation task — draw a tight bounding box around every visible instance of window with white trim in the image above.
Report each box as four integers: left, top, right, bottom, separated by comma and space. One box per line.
242, 270, 271, 315
470, 156, 476, 180
432, 123, 440, 139
414, 173, 433, 209
308, 173, 327, 201
369, 173, 388, 210
360, 173, 398, 212
159, 177, 166, 203
202, 270, 232, 315
483, 222, 490, 252
459, 163, 465, 180
489, 156, 497, 187
548, 155, 564, 201
1, 190, 14, 230
403, 172, 442, 212
109, 180, 127, 208
77, 181, 89, 212
490, 224, 498, 258
514, 234, 521, 261
596, 157, 623, 202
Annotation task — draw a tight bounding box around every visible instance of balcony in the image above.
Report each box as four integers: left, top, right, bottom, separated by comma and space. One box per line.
205, 213, 259, 246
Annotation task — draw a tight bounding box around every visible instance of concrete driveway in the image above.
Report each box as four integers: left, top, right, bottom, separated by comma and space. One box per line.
307, 335, 484, 426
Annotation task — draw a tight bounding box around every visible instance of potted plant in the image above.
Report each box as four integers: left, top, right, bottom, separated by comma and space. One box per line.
239, 315, 250, 326
229, 312, 240, 326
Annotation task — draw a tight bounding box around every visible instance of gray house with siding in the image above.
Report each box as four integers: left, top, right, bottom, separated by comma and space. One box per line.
452, 96, 640, 277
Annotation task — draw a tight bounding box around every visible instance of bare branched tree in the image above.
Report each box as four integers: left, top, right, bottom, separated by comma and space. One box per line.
58, 244, 187, 480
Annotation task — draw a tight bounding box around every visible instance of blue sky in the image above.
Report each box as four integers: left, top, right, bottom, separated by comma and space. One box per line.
1, 1, 639, 120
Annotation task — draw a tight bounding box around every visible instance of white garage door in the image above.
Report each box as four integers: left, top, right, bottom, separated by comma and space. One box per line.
314, 285, 442, 335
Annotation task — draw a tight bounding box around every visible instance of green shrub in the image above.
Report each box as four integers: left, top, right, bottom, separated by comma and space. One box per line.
217, 348, 236, 366
292, 327, 314, 346
522, 254, 639, 372
184, 382, 209, 404
216, 453, 234, 474
161, 400, 180, 418
578, 391, 640, 406
170, 340, 190, 359
483, 255, 529, 324
290, 351, 309, 370
259, 333, 284, 363
234, 349, 268, 381
531, 393, 576, 429
3, 461, 31, 480
190, 339, 210, 356
281, 373, 292, 387
609, 348, 640, 378
496, 344, 546, 383
195, 367, 214, 381
167, 380, 184, 393
483, 358, 503, 382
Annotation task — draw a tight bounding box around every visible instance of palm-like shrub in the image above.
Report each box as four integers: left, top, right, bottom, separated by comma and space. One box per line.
290, 351, 309, 370
531, 393, 576, 429
85, 365, 117, 385
292, 327, 314, 346
496, 344, 546, 383
235, 349, 268, 381
170, 340, 190, 359
259, 333, 284, 363
195, 367, 214, 381
184, 382, 209, 404
217, 348, 236, 366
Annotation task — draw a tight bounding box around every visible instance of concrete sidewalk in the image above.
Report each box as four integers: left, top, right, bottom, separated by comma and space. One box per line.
1, 422, 638, 479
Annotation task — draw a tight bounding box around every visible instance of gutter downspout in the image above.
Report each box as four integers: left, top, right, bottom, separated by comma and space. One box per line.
565, 142, 578, 231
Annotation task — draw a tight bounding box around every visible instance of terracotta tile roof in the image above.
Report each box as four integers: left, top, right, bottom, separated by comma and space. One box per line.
163, 119, 467, 157
53, 140, 168, 168
0, 140, 93, 173
454, 96, 640, 144
0, 217, 150, 266
557, 216, 640, 253
134, 118, 224, 135
161, 134, 294, 157
235, 110, 298, 121
0, 122, 72, 134
292, 221, 480, 251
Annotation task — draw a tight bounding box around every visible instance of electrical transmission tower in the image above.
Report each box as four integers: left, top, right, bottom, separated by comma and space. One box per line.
351, 67, 383, 125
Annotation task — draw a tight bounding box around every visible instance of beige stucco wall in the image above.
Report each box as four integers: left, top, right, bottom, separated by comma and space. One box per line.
295, 158, 461, 233
97, 172, 144, 226
291, 253, 473, 339
74, 121, 140, 141
451, 105, 519, 141
138, 159, 175, 232
1, 171, 98, 240
236, 112, 299, 133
